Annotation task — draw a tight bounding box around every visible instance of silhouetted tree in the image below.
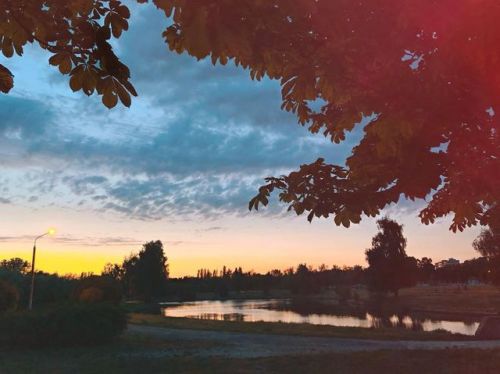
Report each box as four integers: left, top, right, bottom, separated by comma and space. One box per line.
268, 269, 283, 277
293, 263, 322, 294
123, 241, 169, 301
120, 254, 138, 297
0, 261, 76, 308
365, 218, 417, 296
417, 257, 435, 282
0, 258, 29, 273
473, 215, 500, 284
73, 275, 122, 304
232, 267, 244, 292
473, 227, 500, 259
102, 263, 124, 281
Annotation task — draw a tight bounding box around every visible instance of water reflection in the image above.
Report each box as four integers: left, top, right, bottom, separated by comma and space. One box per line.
161, 299, 480, 335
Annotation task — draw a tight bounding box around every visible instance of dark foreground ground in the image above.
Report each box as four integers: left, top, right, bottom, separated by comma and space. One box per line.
127, 324, 500, 357
2, 323, 500, 374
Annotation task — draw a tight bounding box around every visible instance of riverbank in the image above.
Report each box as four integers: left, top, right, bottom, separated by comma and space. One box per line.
156, 285, 500, 319
128, 313, 471, 341
396, 285, 500, 315
287, 284, 500, 318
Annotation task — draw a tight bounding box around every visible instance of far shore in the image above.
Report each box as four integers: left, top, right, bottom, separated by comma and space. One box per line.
130, 284, 500, 321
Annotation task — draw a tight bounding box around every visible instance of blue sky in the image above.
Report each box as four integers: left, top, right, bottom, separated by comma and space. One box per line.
0, 4, 480, 276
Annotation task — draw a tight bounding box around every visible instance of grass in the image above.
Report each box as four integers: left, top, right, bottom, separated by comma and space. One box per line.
128, 313, 471, 341
302, 285, 500, 319
1, 333, 499, 374
395, 285, 500, 316
0, 333, 226, 374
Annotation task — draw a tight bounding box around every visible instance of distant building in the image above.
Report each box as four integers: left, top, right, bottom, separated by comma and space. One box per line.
435, 258, 460, 268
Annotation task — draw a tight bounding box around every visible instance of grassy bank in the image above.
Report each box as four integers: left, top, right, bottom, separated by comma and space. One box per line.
1, 333, 499, 374
395, 285, 500, 316
128, 313, 470, 341
295, 285, 500, 317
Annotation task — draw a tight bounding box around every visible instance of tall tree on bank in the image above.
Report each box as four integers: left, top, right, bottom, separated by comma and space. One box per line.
1, 1, 498, 231
365, 218, 417, 296
473, 220, 500, 259
119, 241, 169, 302
473, 212, 500, 283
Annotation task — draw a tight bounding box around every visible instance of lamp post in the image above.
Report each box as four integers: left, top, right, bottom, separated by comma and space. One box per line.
28, 228, 56, 310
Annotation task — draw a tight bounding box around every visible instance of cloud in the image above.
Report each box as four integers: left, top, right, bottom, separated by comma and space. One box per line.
0, 197, 11, 204
54, 236, 143, 247
0, 235, 33, 241
0, 96, 53, 138
0, 5, 363, 221
0, 234, 143, 247
100, 174, 261, 219
63, 175, 109, 195
203, 226, 225, 232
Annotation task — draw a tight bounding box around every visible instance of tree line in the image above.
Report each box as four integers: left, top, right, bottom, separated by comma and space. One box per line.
0, 241, 168, 310
1, 217, 498, 308
165, 218, 499, 299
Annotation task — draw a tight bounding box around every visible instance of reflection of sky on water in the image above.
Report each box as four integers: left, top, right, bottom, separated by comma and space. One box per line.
161, 299, 480, 335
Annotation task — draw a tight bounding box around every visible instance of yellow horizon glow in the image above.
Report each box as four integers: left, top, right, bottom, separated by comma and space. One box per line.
0, 247, 363, 278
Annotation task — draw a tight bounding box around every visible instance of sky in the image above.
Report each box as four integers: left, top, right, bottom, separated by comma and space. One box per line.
0, 4, 481, 277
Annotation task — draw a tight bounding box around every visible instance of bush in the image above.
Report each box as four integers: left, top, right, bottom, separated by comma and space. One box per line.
0, 303, 127, 348
1, 270, 78, 309
0, 279, 19, 312
123, 302, 161, 315
78, 287, 105, 303
73, 276, 122, 304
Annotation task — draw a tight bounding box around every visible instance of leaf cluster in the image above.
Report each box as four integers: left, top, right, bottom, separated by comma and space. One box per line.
0, 0, 136, 107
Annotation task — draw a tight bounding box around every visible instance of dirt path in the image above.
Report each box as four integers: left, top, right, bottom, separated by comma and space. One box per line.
127, 324, 500, 358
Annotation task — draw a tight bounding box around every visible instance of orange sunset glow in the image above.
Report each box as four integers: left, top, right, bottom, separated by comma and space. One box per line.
1, 205, 480, 277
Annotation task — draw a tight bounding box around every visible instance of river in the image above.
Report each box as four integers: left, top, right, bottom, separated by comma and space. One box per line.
161, 299, 480, 335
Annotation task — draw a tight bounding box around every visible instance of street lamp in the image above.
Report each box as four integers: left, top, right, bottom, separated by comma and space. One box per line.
28, 228, 56, 310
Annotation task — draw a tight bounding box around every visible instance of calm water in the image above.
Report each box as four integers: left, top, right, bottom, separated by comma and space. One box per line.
161, 299, 480, 335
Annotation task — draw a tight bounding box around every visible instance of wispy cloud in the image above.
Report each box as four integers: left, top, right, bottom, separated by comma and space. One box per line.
0, 235, 143, 247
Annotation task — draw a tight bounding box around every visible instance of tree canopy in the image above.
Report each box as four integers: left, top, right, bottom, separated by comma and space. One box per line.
1, 0, 498, 231
0, 258, 29, 273
473, 212, 500, 259
472, 212, 500, 283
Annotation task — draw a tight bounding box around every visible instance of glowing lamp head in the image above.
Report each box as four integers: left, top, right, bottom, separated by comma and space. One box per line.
47, 228, 56, 236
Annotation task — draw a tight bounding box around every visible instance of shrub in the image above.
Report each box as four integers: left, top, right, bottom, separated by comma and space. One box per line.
0, 303, 127, 348
0, 279, 19, 312
78, 287, 105, 303
123, 302, 161, 315
0, 270, 76, 308
73, 276, 122, 304
30, 273, 75, 306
